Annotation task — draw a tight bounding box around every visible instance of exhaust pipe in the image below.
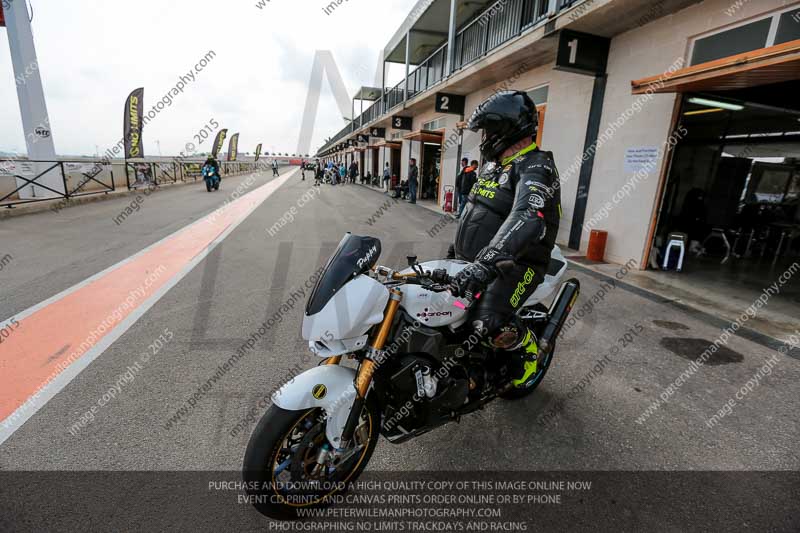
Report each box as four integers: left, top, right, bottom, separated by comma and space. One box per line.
539, 278, 580, 356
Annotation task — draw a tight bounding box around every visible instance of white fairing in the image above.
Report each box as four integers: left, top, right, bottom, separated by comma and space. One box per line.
398, 248, 567, 322
271, 365, 357, 447
522, 246, 568, 308
398, 260, 471, 329
302, 274, 389, 357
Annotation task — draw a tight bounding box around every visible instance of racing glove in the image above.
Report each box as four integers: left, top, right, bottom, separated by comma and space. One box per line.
449, 247, 514, 298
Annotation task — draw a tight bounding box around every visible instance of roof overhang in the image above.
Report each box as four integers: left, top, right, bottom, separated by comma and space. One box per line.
384, 0, 494, 64
403, 129, 444, 143
374, 140, 403, 148
354, 87, 383, 101
631, 39, 800, 95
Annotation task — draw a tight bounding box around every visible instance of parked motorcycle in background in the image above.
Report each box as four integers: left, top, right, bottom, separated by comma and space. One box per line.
243, 234, 580, 519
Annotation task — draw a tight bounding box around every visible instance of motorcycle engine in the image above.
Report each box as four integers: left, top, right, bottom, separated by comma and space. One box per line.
379, 353, 470, 440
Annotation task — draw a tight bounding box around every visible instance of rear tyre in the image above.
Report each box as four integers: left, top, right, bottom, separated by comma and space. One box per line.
242, 394, 380, 520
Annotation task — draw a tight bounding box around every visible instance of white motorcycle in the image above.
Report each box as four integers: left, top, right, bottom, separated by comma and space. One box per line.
243, 234, 580, 519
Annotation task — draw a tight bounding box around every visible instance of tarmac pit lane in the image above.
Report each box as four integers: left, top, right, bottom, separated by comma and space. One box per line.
652, 320, 690, 331
660, 337, 745, 365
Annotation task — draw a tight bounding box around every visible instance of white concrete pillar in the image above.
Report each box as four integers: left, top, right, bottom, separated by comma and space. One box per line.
5, 0, 62, 198
445, 0, 457, 75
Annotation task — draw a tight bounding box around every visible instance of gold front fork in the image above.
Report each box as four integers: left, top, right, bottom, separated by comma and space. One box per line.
355, 288, 402, 397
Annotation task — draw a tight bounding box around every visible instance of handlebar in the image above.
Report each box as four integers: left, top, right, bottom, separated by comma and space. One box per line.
375, 265, 479, 306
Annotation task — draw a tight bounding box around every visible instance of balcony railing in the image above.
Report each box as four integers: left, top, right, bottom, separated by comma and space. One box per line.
385, 83, 405, 112
359, 100, 382, 127
454, 0, 549, 70
409, 43, 448, 98
319, 0, 558, 154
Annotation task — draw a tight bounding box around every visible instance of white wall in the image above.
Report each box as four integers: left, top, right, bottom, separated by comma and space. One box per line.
581, 0, 788, 265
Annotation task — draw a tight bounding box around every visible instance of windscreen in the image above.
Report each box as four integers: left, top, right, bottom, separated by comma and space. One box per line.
305, 234, 381, 315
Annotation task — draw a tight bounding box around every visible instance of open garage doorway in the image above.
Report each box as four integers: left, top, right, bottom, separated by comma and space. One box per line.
420, 141, 442, 203
649, 81, 800, 333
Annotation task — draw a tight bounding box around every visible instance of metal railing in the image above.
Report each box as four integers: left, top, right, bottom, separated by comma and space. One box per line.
409, 43, 448, 97
454, 0, 549, 70
558, 0, 582, 9
124, 160, 259, 189
1, 160, 115, 208
125, 162, 182, 188
385, 82, 405, 112
360, 99, 383, 127
1, 158, 265, 209
318, 0, 557, 154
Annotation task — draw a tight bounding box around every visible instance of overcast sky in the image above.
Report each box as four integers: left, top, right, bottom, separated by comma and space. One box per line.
0, 0, 417, 157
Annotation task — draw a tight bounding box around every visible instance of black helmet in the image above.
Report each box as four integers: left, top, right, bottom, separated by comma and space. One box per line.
467, 90, 538, 161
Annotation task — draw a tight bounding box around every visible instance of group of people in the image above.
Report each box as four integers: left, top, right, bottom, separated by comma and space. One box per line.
315, 160, 360, 185
386, 158, 419, 204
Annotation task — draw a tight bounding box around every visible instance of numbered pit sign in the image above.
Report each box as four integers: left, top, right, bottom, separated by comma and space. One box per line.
435, 93, 466, 115
554, 30, 610, 77
391, 116, 413, 131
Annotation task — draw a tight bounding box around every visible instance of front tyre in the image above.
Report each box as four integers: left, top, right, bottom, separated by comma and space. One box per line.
242, 394, 380, 520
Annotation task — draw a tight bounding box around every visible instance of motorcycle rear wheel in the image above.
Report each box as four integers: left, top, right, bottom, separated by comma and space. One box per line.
242, 395, 380, 520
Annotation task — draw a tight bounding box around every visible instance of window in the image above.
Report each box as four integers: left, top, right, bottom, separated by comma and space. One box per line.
691, 19, 772, 65
690, 6, 800, 66
526, 85, 549, 147
422, 118, 445, 131
527, 85, 549, 106
775, 8, 800, 45
755, 168, 792, 203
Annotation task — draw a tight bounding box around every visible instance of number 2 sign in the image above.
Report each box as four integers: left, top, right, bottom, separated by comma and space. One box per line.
435, 93, 465, 115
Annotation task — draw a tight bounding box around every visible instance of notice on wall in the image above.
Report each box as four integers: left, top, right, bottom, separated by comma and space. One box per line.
624, 147, 659, 173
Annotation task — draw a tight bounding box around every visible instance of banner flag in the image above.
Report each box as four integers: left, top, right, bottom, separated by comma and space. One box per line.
254, 143, 262, 162
123, 88, 145, 159
227, 133, 239, 162
211, 129, 228, 159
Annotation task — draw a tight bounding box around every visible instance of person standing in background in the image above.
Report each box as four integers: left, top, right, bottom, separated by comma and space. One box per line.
382, 162, 391, 194
459, 160, 479, 217
407, 158, 419, 204
454, 158, 468, 218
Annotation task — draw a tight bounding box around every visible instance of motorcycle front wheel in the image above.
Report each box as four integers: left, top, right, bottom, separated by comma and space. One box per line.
242, 395, 380, 520
205, 180, 212, 192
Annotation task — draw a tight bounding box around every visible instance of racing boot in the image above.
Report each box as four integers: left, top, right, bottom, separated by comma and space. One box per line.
509, 328, 539, 388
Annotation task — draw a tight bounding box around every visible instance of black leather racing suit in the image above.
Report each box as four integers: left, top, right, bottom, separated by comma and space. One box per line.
454, 146, 561, 338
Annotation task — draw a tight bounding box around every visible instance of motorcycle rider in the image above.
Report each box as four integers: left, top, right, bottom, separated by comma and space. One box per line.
450, 90, 561, 388
202, 156, 220, 180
